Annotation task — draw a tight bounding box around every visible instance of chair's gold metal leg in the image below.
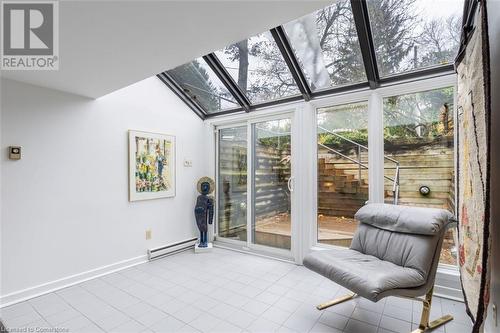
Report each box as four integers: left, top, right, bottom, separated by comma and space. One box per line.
410, 287, 454, 333
316, 293, 357, 310
428, 314, 454, 329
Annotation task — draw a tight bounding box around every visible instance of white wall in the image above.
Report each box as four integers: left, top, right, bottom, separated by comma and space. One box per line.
0, 77, 207, 305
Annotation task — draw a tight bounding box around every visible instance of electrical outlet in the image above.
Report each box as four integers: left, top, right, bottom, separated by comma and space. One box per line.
184, 159, 193, 167
145, 229, 152, 240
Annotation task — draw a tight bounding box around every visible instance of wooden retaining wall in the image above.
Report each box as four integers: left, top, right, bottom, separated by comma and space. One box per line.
218, 143, 290, 237
318, 144, 455, 217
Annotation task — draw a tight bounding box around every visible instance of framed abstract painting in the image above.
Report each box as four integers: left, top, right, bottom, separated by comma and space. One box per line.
128, 130, 176, 201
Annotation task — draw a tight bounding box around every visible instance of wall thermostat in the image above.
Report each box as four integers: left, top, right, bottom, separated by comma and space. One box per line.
9, 146, 21, 160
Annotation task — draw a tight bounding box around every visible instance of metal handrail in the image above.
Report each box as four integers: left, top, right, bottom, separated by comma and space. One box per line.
318, 126, 400, 204
393, 165, 400, 205
318, 126, 368, 149
318, 143, 368, 169
318, 143, 395, 182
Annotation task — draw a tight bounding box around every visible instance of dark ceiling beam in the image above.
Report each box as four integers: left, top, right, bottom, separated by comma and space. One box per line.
157, 73, 206, 120
204, 107, 246, 119
351, 0, 380, 89
378, 64, 455, 85
311, 82, 370, 98
270, 26, 313, 101
205, 95, 305, 119
203, 54, 252, 112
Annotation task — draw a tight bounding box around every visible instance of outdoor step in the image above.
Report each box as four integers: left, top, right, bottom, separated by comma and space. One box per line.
320, 169, 363, 176
318, 190, 368, 196
318, 176, 365, 183
318, 208, 359, 216
321, 161, 367, 167
318, 200, 367, 206
318, 208, 363, 214
319, 200, 367, 206
318, 194, 367, 200
339, 188, 368, 194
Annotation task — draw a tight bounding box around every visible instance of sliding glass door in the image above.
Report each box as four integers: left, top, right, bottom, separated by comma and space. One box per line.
252, 119, 292, 250
216, 115, 295, 258
217, 126, 248, 242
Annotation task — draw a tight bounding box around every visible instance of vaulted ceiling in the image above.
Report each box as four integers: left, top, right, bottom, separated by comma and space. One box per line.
1, 0, 332, 98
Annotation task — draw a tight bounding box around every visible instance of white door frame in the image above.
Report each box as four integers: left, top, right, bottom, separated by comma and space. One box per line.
211, 108, 300, 263
206, 74, 460, 275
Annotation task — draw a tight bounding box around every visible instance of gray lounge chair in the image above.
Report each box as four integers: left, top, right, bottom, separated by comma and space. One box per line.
304, 203, 456, 333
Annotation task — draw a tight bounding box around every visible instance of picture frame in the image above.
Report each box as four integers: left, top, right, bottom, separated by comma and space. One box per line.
128, 130, 176, 201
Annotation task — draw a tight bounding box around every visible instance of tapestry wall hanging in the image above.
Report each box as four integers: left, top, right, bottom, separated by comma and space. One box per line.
456, 2, 491, 332
129, 130, 176, 201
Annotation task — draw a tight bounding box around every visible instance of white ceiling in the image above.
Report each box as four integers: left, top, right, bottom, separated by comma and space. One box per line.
1, 0, 332, 98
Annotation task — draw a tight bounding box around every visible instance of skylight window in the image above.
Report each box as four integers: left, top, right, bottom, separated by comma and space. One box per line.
367, 0, 463, 77
159, 0, 464, 119
214, 32, 300, 104
167, 58, 239, 113
283, 0, 367, 91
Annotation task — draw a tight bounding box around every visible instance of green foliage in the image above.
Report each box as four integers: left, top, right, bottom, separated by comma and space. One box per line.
384, 87, 454, 138
319, 129, 368, 147
258, 136, 291, 150
318, 101, 368, 131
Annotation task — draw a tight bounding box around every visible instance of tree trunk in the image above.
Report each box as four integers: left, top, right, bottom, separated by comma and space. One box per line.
237, 40, 249, 92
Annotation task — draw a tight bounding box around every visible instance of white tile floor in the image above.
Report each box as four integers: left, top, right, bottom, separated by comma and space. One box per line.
0, 248, 473, 333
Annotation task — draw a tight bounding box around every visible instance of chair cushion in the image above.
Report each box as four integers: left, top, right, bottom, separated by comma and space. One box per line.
354, 203, 454, 235
303, 248, 426, 302
350, 223, 439, 279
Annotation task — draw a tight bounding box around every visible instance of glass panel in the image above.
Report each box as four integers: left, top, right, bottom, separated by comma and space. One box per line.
217, 126, 247, 241
167, 57, 239, 113
252, 119, 292, 250
215, 33, 300, 104
367, 0, 464, 77
283, 0, 367, 91
317, 102, 369, 246
383, 87, 457, 265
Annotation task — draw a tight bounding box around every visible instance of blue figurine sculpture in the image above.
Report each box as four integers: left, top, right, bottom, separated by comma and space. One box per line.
194, 177, 214, 247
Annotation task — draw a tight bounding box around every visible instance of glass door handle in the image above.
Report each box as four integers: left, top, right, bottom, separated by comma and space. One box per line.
288, 177, 294, 192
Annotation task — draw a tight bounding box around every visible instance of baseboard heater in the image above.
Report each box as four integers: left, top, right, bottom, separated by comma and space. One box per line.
147, 237, 197, 261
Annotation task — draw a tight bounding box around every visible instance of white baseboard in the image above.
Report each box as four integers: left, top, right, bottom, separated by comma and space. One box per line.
0, 255, 148, 308
434, 284, 465, 301
435, 265, 464, 302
